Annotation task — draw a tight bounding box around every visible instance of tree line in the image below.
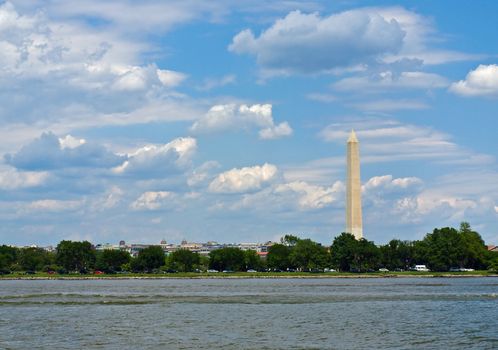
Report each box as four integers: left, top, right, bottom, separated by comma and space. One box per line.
0, 222, 497, 274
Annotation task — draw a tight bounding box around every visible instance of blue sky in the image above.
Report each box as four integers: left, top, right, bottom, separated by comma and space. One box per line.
1, 0, 498, 246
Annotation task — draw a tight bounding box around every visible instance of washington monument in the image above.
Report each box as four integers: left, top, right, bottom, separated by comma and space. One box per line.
346, 130, 363, 239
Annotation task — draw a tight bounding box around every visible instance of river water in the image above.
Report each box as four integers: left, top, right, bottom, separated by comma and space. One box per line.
0, 277, 497, 349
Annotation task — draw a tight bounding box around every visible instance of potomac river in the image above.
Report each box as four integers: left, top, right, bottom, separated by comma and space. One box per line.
0, 277, 497, 349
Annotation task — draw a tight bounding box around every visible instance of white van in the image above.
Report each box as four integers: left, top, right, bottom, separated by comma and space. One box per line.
413, 265, 430, 272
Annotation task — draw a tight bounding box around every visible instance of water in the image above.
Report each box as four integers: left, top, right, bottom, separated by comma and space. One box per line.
0, 277, 497, 349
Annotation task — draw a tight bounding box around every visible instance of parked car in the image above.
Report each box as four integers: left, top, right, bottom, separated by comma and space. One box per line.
94, 270, 104, 275
207, 269, 219, 273
246, 269, 257, 273
324, 268, 336, 272
411, 265, 430, 272
450, 267, 475, 272
378, 268, 389, 272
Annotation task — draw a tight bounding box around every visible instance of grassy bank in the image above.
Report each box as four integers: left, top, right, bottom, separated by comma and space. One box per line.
1, 270, 497, 280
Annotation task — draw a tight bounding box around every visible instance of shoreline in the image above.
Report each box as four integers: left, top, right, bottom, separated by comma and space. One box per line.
1, 273, 497, 280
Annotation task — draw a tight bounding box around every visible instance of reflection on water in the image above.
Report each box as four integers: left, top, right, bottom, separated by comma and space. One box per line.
0, 278, 497, 349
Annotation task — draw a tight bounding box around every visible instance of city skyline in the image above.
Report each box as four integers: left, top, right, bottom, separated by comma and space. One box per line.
1, 1, 498, 246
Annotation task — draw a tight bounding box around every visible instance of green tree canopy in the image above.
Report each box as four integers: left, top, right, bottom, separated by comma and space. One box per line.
289, 239, 329, 271
96, 249, 131, 272
379, 239, 415, 270
266, 244, 291, 270
244, 250, 263, 271
421, 224, 489, 271
19, 247, 54, 271
131, 246, 165, 272
56, 240, 95, 272
330, 233, 380, 272
167, 249, 200, 272
209, 247, 245, 271
0, 245, 19, 273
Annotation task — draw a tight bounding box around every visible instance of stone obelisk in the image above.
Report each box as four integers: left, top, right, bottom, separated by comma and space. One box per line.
346, 130, 363, 239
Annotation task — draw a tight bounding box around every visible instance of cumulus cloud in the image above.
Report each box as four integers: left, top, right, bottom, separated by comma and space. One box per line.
187, 161, 221, 187
0, 1, 197, 152
229, 9, 405, 74
113, 137, 197, 176
450, 64, 498, 97
191, 104, 292, 139
363, 175, 422, 192
5, 132, 124, 170
130, 191, 175, 210
91, 186, 124, 211
209, 163, 278, 193
156, 69, 188, 87
274, 181, 344, 210
0, 169, 49, 190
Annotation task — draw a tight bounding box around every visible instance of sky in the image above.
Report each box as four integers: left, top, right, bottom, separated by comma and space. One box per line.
1, 0, 498, 246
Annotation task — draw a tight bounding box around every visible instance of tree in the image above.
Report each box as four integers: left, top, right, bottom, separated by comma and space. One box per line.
0, 245, 19, 273
330, 233, 380, 272
281, 234, 300, 246
380, 240, 415, 270
244, 250, 263, 271
330, 233, 358, 272
19, 247, 53, 272
167, 249, 200, 272
95, 250, 131, 272
131, 246, 165, 272
459, 223, 488, 270
267, 244, 291, 270
56, 241, 95, 272
353, 239, 380, 272
209, 247, 245, 271
289, 239, 329, 271
420, 225, 488, 271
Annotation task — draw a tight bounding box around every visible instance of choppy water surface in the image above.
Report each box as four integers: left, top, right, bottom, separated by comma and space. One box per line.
0, 278, 497, 349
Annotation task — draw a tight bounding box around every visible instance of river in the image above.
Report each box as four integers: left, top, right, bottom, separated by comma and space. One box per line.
0, 277, 497, 349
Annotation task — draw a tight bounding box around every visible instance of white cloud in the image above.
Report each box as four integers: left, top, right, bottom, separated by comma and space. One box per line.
450, 64, 498, 97
113, 137, 197, 176
334, 71, 449, 92
229, 9, 405, 75
319, 118, 494, 166
375, 6, 484, 65
92, 186, 124, 211
130, 191, 175, 210
306, 93, 337, 103
0, 169, 48, 190
27, 199, 83, 212
259, 121, 293, 140
197, 74, 236, 91
5, 132, 124, 170
351, 99, 429, 112
58, 135, 86, 149
363, 175, 422, 192
187, 161, 221, 187
0, 1, 198, 154
274, 181, 344, 210
495, 206, 498, 214
157, 69, 188, 87
191, 104, 292, 139
209, 163, 278, 193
